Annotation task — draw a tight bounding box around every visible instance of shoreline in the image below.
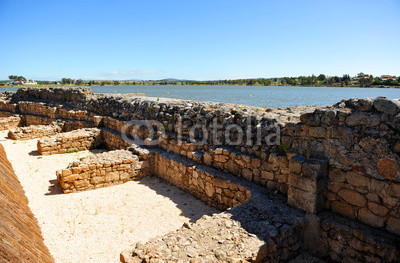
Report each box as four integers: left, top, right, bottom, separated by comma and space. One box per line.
1, 84, 399, 89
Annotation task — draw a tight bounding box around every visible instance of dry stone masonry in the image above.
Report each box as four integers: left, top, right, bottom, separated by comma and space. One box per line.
37, 128, 102, 155
8, 122, 62, 140
0, 87, 399, 262
56, 150, 145, 193
153, 151, 251, 210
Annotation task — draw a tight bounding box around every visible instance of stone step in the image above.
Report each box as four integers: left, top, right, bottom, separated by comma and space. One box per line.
304, 211, 400, 262
123, 145, 307, 262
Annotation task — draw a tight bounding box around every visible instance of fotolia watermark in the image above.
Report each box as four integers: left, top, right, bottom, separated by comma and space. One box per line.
120, 116, 280, 147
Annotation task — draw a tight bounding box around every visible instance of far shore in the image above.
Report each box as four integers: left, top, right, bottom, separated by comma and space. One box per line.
1, 84, 399, 89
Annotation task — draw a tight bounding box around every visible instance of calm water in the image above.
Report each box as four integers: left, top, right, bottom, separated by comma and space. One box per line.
2, 85, 399, 108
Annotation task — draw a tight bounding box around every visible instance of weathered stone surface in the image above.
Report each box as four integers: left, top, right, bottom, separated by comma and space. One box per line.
357, 208, 385, 228
377, 158, 398, 179
37, 128, 102, 155
121, 213, 266, 262
345, 112, 380, 127
338, 189, 366, 207
373, 97, 400, 115
315, 212, 400, 263
56, 150, 142, 193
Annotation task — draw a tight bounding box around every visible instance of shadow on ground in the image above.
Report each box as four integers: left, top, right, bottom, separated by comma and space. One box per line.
132, 176, 219, 222
45, 179, 63, 196
28, 150, 40, 156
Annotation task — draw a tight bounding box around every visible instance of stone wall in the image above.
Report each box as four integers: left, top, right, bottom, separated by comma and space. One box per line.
0, 116, 21, 131
0, 143, 54, 263
8, 119, 93, 141
56, 150, 145, 193
0, 111, 14, 117
153, 151, 251, 210
101, 129, 132, 150
8, 123, 62, 140
13, 86, 94, 105
37, 128, 102, 155
304, 212, 400, 263
283, 97, 400, 235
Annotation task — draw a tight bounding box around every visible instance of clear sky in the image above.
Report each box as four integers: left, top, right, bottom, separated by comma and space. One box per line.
0, 0, 399, 81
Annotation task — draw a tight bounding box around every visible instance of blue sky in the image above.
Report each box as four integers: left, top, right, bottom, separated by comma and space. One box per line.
0, 0, 399, 80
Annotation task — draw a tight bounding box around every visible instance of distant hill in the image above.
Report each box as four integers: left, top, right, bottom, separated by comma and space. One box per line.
159, 78, 190, 82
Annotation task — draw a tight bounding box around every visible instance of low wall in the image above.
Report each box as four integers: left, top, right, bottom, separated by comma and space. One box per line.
8, 119, 93, 141
0, 143, 54, 263
56, 150, 145, 193
8, 123, 62, 140
304, 213, 400, 263
0, 111, 14, 117
153, 151, 251, 210
101, 129, 132, 150
37, 128, 102, 155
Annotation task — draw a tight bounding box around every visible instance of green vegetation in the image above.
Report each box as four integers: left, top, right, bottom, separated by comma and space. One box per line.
66, 149, 79, 153
8, 75, 26, 82
1, 73, 399, 88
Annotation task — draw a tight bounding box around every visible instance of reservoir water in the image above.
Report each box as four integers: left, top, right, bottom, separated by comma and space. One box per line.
2, 85, 399, 108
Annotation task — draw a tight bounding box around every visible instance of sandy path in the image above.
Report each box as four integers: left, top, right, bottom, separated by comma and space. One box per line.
0, 131, 218, 263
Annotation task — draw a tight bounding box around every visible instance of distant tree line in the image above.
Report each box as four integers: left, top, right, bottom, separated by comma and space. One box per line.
3, 73, 400, 88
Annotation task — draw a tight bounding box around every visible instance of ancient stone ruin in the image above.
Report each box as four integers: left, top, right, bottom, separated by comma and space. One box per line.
0, 87, 399, 262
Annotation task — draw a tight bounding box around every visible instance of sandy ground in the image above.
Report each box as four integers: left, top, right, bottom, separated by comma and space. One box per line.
0, 131, 218, 263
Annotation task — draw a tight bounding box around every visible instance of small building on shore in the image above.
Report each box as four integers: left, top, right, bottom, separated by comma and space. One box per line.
381, 75, 395, 81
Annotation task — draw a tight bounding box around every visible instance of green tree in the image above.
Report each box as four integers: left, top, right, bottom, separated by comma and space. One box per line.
317, 74, 326, 81
76, 79, 84, 86
360, 76, 373, 87
61, 78, 72, 84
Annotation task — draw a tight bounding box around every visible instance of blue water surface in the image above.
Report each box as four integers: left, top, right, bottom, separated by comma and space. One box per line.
2, 85, 399, 108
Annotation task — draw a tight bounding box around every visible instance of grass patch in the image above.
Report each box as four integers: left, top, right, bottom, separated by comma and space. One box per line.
66, 149, 79, 154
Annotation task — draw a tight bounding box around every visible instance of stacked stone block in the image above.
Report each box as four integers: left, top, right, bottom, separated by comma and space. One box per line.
8, 123, 62, 140
100, 129, 132, 150
326, 168, 400, 235
153, 152, 251, 210
56, 150, 144, 193
37, 128, 102, 155
304, 213, 400, 263
287, 156, 328, 213
0, 111, 14, 117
